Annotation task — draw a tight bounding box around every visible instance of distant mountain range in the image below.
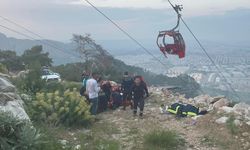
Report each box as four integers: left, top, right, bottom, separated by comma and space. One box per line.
0, 32, 249, 65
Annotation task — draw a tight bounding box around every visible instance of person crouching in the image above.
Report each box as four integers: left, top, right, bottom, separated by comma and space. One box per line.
130, 76, 149, 118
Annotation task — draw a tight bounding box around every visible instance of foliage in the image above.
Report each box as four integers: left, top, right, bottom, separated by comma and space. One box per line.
72, 34, 112, 71
11, 67, 46, 95
226, 116, 238, 135
0, 46, 52, 72
0, 111, 45, 150
0, 50, 24, 72
143, 130, 185, 150
0, 63, 8, 73
31, 89, 92, 126
53, 59, 201, 98
95, 139, 120, 150
22, 45, 53, 68
42, 81, 82, 93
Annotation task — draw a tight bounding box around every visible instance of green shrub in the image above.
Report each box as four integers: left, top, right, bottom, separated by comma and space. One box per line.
42, 81, 82, 93
226, 116, 238, 135
95, 139, 120, 150
143, 130, 185, 150
0, 111, 44, 150
11, 69, 46, 95
31, 89, 92, 126
0, 63, 8, 74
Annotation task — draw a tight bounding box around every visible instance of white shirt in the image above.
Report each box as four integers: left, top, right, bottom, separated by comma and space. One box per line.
86, 78, 100, 99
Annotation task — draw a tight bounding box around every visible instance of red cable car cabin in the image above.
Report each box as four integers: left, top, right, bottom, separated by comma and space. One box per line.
157, 30, 185, 59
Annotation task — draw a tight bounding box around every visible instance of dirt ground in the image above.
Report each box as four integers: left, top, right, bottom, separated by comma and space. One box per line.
94, 92, 250, 150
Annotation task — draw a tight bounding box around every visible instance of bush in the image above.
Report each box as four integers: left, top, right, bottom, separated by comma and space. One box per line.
0, 111, 44, 150
11, 69, 46, 95
226, 116, 238, 135
143, 130, 185, 150
31, 89, 92, 126
0, 63, 8, 74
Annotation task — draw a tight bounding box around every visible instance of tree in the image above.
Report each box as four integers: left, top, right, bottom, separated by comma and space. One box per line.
72, 34, 113, 72
22, 45, 53, 69
0, 50, 24, 72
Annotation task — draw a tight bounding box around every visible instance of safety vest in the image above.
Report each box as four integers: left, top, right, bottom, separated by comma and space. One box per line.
167, 103, 184, 115
167, 103, 199, 117
182, 104, 199, 117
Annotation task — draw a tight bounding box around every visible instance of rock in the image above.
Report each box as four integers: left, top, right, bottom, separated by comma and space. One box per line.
213, 98, 229, 109
59, 139, 68, 146
242, 132, 249, 137
0, 77, 29, 120
233, 103, 250, 116
233, 119, 242, 126
74, 145, 81, 150
0, 77, 15, 92
220, 106, 234, 113
211, 96, 226, 104
246, 121, 250, 126
215, 116, 229, 124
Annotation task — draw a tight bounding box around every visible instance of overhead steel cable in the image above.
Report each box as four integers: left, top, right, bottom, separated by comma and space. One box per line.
0, 22, 80, 59
83, 0, 205, 94
180, 26, 240, 100
179, 17, 241, 101
165, 0, 241, 101
83, 0, 168, 68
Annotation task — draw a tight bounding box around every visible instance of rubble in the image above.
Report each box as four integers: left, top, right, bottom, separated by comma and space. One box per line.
213, 98, 230, 109
215, 116, 229, 124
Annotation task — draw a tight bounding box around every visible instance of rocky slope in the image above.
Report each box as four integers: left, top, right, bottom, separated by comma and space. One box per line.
94, 87, 250, 150
0, 75, 29, 120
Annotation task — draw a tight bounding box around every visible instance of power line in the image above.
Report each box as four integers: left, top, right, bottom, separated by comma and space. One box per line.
179, 17, 241, 101
83, 0, 204, 94
83, 0, 168, 68
0, 16, 46, 40
0, 22, 79, 59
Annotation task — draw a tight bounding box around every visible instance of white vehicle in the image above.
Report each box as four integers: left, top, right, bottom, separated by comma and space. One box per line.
41, 69, 61, 82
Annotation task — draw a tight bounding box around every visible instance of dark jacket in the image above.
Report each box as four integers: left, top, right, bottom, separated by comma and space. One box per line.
130, 82, 149, 99
167, 103, 199, 117
121, 76, 133, 93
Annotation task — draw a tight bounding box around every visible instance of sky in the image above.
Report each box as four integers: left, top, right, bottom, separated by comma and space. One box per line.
0, 0, 250, 45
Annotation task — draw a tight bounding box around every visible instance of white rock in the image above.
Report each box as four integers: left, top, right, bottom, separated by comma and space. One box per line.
0, 77, 30, 121
215, 116, 229, 124
242, 132, 249, 137
246, 121, 250, 126
234, 119, 242, 126
0, 101, 30, 120
59, 140, 68, 146
213, 98, 229, 109
233, 103, 250, 116
74, 145, 81, 150
220, 106, 234, 113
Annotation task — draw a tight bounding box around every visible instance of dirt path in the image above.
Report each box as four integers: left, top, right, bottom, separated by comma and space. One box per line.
97, 93, 222, 150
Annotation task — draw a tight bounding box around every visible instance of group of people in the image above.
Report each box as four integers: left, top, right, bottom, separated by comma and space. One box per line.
80, 71, 149, 118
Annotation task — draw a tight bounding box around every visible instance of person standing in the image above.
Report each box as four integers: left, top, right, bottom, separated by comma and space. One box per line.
121, 71, 133, 110
86, 73, 100, 115
80, 71, 90, 99
130, 76, 149, 118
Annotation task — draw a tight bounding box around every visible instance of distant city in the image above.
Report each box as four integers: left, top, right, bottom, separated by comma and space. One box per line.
117, 50, 250, 102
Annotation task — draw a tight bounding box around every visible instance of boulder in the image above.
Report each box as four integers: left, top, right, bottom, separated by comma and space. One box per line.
246, 121, 250, 126
233, 103, 250, 116
233, 119, 242, 127
215, 116, 229, 124
0, 77, 15, 93
220, 106, 234, 114
0, 77, 29, 120
213, 98, 229, 109
211, 96, 226, 104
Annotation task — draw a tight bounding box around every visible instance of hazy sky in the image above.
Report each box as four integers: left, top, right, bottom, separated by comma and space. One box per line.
0, 0, 250, 43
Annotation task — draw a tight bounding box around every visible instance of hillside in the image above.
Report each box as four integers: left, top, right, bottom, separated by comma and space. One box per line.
38, 88, 250, 150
